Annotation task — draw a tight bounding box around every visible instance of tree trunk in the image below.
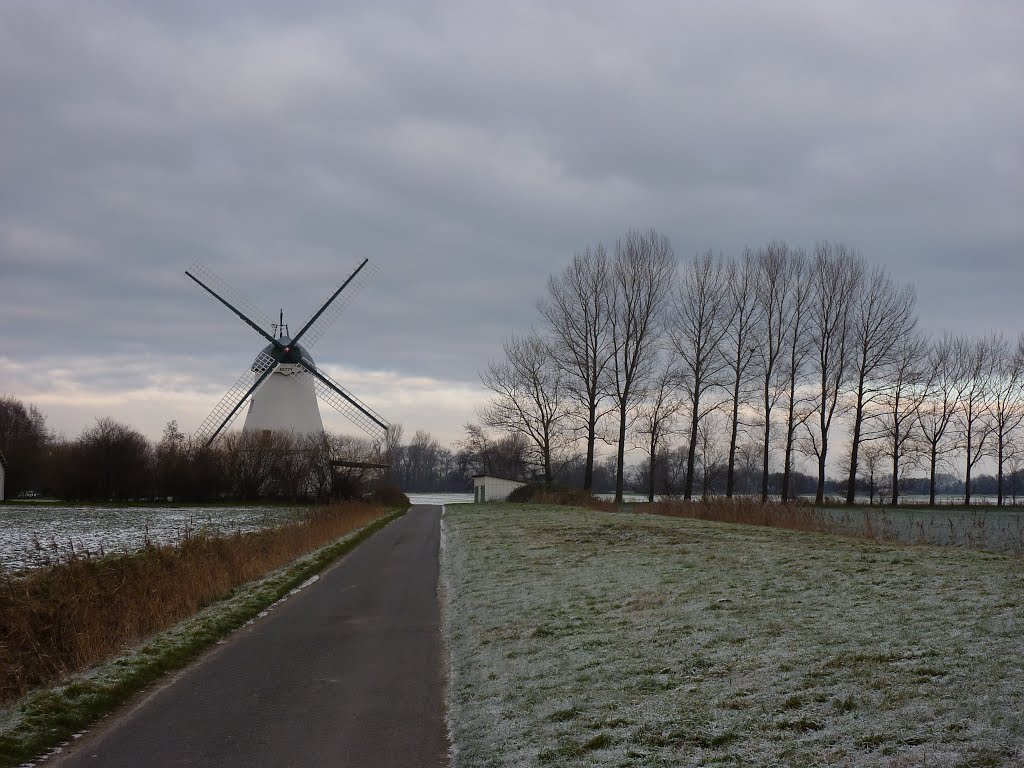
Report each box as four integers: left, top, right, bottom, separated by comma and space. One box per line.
614, 404, 627, 504
891, 439, 900, 506
815, 445, 827, 505
781, 367, 799, 503
928, 448, 938, 507
583, 402, 597, 491
761, 421, 770, 505
761, 387, 771, 503
648, 434, 657, 503
964, 430, 973, 506
727, 357, 742, 497
727, 377, 740, 497
782, 411, 798, 507
845, 383, 866, 504
997, 437, 1004, 507
684, 404, 700, 501
543, 432, 552, 483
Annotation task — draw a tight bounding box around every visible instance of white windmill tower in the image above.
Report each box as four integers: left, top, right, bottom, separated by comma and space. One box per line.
185, 259, 389, 446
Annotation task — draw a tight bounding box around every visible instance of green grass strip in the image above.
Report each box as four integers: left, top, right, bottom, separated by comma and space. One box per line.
0, 507, 406, 767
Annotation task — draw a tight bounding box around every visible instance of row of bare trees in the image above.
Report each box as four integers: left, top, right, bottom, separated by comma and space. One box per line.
0, 394, 540, 499
479, 231, 1024, 505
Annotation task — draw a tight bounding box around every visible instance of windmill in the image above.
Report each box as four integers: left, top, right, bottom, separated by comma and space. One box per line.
185, 259, 389, 447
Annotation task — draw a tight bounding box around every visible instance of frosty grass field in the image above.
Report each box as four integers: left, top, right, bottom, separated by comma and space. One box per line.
441, 505, 1024, 767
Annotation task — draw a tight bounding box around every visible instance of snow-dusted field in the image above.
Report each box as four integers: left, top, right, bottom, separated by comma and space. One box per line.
0, 504, 300, 570
441, 505, 1024, 767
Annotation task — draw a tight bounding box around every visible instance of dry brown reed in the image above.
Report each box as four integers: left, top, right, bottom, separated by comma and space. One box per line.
617, 497, 835, 534
0, 502, 385, 704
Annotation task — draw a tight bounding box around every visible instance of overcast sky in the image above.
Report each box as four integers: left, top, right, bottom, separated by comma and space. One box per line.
1, 1, 1021, 454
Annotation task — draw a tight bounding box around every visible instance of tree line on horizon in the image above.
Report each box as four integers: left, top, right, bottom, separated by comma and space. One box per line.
3, 228, 1024, 506
0, 395, 612, 501
477, 229, 1024, 506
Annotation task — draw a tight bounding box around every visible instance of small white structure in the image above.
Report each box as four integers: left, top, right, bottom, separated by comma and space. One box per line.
473, 474, 526, 503
0, 449, 7, 502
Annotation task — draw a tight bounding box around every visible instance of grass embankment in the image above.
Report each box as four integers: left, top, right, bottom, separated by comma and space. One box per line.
0, 502, 403, 767
442, 504, 1024, 767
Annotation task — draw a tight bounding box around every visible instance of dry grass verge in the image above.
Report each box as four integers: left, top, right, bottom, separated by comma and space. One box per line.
0, 502, 386, 704
0, 505, 389, 704
637, 497, 832, 534
0, 503, 403, 767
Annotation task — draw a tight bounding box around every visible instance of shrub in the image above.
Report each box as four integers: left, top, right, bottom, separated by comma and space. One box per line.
365, 481, 410, 508
507, 483, 611, 509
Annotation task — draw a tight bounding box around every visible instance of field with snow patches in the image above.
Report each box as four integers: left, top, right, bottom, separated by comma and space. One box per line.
820, 506, 1024, 554
441, 505, 1024, 767
0, 504, 300, 570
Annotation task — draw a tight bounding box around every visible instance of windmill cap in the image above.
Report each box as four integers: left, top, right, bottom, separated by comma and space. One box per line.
253, 339, 314, 371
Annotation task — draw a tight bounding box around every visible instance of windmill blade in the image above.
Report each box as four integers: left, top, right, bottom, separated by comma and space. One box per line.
289, 259, 379, 349
194, 351, 277, 446
298, 359, 389, 439
186, 262, 280, 347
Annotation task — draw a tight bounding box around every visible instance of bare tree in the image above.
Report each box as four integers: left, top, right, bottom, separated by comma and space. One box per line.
0, 395, 50, 497
221, 429, 276, 500
538, 246, 615, 491
857, 441, 887, 505
721, 250, 763, 497
695, 411, 728, 498
780, 250, 815, 502
875, 331, 928, 504
844, 266, 918, 503
989, 333, 1024, 506
670, 250, 730, 500
916, 334, 962, 506
380, 422, 404, 482
802, 242, 864, 504
752, 243, 792, 502
633, 354, 684, 502
479, 332, 570, 482
329, 434, 385, 499
458, 423, 530, 481
607, 229, 676, 503
956, 334, 997, 504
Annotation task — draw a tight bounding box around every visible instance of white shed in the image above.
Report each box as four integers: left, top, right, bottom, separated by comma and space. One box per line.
0, 449, 7, 502
473, 474, 526, 503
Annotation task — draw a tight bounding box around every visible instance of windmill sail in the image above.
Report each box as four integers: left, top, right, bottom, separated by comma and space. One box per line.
194, 351, 277, 446
303, 362, 389, 439
187, 258, 388, 445
292, 260, 380, 350
185, 263, 276, 340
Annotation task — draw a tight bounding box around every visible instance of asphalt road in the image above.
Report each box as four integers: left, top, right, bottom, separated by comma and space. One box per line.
49, 505, 448, 768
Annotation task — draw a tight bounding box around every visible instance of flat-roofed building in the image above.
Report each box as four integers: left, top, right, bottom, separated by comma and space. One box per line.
472, 474, 526, 503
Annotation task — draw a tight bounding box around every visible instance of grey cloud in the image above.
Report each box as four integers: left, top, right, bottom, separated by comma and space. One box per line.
1, 0, 1021, 439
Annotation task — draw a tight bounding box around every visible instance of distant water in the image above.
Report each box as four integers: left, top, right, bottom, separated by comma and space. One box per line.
408, 492, 475, 506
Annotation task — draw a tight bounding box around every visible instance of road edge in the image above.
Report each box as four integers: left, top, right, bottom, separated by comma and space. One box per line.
0, 507, 407, 768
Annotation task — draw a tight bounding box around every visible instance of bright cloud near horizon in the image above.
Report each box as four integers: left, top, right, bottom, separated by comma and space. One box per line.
1, 1, 1022, 456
